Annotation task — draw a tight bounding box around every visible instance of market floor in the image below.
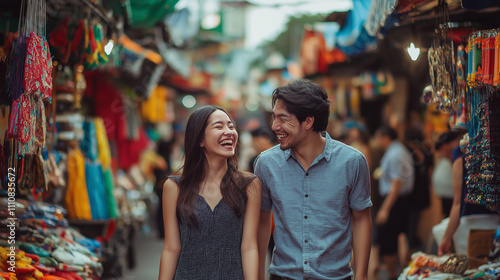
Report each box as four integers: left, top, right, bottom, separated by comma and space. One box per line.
115, 231, 164, 280
110, 231, 391, 280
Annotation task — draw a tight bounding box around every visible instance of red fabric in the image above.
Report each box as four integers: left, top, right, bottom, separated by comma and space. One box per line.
300, 29, 345, 75
24, 34, 43, 94
117, 127, 149, 169
84, 70, 126, 142
52, 271, 83, 280
483, 36, 495, 84
18, 94, 33, 143
23, 34, 52, 99
85, 70, 148, 169
396, 0, 433, 13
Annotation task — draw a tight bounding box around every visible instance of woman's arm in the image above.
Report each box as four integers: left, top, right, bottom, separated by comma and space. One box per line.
158, 179, 182, 280
241, 178, 262, 280
438, 157, 463, 255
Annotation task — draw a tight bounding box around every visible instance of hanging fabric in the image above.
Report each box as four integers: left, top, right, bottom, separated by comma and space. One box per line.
85, 160, 109, 220
494, 32, 500, 86
94, 117, 112, 168
64, 148, 92, 220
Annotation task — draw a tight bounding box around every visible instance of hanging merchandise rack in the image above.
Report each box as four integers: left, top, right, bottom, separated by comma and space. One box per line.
461, 27, 500, 213
424, 0, 460, 113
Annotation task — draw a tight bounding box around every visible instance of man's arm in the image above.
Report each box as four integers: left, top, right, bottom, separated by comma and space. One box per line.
352, 208, 372, 280
375, 179, 401, 225
258, 210, 272, 280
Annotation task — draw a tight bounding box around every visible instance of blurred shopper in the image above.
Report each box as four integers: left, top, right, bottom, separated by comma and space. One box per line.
403, 127, 433, 259
248, 126, 277, 265
159, 105, 262, 280
374, 125, 414, 280
432, 131, 461, 217
346, 125, 372, 170
248, 127, 275, 173
154, 138, 175, 239
255, 80, 372, 280
437, 134, 500, 255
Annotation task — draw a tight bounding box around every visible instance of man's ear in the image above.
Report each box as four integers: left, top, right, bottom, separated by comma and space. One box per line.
303, 116, 314, 130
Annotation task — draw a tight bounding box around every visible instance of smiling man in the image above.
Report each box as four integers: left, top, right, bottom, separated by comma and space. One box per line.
255, 79, 372, 280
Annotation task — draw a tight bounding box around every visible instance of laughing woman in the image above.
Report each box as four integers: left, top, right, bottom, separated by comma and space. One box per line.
158, 105, 262, 280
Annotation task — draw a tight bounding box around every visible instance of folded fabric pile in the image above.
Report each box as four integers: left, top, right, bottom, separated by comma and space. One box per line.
0, 199, 103, 280
400, 251, 500, 280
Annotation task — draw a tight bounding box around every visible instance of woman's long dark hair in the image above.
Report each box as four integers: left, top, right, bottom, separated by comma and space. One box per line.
177, 105, 248, 228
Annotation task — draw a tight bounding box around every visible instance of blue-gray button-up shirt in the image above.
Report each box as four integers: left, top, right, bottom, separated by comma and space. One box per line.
254, 132, 372, 280
379, 141, 414, 197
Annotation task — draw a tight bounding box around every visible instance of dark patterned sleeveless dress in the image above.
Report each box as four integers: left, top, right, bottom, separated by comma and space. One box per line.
169, 174, 256, 280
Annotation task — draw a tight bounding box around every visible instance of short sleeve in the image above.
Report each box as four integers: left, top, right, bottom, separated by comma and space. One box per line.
385, 154, 402, 181
349, 154, 373, 211
254, 155, 272, 211
452, 146, 463, 163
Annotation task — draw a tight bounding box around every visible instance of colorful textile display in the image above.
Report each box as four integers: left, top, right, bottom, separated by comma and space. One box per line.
64, 149, 92, 220
0, 199, 103, 279
461, 29, 500, 213
48, 18, 108, 70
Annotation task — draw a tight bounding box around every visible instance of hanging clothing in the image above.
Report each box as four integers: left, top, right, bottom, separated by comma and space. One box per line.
102, 167, 117, 218
64, 149, 92, 220
80, 120, 99, 161
84, 160, 109, 220
94, 117, 112, 169
141, 85, 168, 123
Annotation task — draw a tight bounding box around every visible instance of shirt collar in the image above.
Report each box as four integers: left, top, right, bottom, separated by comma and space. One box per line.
284, 131, 332, 163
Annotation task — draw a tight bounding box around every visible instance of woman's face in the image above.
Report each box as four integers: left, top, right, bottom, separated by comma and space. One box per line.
201, 109, 238, 159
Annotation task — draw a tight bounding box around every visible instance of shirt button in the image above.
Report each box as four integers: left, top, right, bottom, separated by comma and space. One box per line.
305, 172, 309, 176
304, 261, 308, 264
305, 240, 308, 243
305, 194, 308, 198
304, 215, 308, 219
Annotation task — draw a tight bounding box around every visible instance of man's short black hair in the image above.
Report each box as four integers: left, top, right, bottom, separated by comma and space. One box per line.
251, 127, 274, 141
378, 125, 398, 140
271, 79, 331, 132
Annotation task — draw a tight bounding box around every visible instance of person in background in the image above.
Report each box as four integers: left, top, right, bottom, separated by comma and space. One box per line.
432, 131, 461, 217
373, 125, 414, 280
403, 127, 433, 260
248, 126, 276, 271
346, 125, 372, 170
438, 133, 500, 255
154, 138, 175, 239
255, 79, 372, 280
158, 105, 262, 280
248, 127, 275, 173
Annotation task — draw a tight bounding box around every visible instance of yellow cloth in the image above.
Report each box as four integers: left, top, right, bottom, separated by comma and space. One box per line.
94, 117, 112, 168
141, 85, 168, 123
64, 149, 92, 220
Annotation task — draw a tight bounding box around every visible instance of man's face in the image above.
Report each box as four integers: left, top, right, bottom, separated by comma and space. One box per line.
377, 133, 391, 150
271, 99, 306, 151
